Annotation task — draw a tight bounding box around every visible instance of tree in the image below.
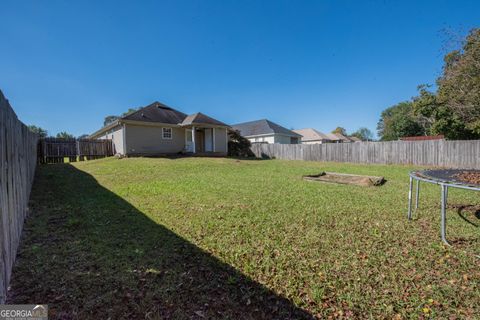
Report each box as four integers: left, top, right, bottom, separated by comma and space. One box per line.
436, 28, 480, 137
103, 107, 139, 126
412, 84, 470, 139
104, 115, 118, 126
377, 28, 480, 140
227, 130, 254, 157
56, 131, 75, 139
351, 127, 373, 141
121, 108, 139, 117
332, 127, 347, 136
28, 125, 48, 138
409, 29, 480, 139
377, 101, 425, 140
411, 84, 438, 134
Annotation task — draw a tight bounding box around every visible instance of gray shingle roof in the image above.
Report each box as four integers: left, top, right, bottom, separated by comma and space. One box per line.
122, 102, 228, 127
231, 119, 301, 137
122, 101, 187, 124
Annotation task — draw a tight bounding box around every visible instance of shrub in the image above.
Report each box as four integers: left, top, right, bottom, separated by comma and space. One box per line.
227, 130, 255, 158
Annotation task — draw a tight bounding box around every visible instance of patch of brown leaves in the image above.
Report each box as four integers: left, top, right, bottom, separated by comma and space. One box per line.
454, 171, 480, 184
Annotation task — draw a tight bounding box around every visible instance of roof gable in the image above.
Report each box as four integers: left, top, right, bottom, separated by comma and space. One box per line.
180, 112, 229, 127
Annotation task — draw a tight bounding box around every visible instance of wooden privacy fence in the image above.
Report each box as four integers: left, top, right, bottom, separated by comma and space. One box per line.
250, 140, 480, 168
0, 90, 38, 303
38, 138, 114, 164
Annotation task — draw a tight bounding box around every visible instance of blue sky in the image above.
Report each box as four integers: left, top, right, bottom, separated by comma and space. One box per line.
1, 0, 479, 137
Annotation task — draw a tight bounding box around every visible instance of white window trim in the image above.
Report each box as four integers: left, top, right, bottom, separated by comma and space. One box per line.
162, 127, 173, 140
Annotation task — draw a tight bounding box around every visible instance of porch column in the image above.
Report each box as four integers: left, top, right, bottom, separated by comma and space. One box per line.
212, 128, 216, 152
192, 126, 196, 153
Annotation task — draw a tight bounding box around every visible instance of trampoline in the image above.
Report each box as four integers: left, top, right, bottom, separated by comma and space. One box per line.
408, 169, 480, 246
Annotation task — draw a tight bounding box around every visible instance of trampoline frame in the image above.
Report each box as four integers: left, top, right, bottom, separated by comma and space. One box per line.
408, 170, 480, 246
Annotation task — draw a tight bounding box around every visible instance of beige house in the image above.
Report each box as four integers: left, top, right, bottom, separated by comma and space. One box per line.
89, 101, 229, 156
293, 128, 332, 144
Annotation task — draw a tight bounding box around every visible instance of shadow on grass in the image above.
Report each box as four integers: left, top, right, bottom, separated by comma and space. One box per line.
7, 164, 313, 319
456, 205, 480, 228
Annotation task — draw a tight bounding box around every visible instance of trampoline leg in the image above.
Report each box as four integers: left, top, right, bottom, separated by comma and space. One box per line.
441, 184, 451, 246
408, 176, 413, 220
415, 180, 420, 210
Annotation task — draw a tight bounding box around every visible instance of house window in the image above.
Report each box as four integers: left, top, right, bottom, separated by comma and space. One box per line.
162, 127, 172, 139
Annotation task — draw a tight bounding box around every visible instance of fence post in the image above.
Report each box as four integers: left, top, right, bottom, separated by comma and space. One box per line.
76, 139, 80, 162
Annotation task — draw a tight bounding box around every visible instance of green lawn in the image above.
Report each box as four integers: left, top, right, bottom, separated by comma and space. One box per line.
8, 157, 480, 319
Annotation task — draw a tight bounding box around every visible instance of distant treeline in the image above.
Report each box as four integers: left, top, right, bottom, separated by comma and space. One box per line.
378, 28, 480, 141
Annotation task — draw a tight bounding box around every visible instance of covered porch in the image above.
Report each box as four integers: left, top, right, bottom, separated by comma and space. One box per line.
184, 126, 221, 154
180, 112, 229, 155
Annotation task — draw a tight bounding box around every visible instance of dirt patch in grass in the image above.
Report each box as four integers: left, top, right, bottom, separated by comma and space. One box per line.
303, 172, 385, 186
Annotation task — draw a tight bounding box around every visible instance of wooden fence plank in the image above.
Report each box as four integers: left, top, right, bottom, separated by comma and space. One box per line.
38, 138, 114, 164
0, 90, 37, 303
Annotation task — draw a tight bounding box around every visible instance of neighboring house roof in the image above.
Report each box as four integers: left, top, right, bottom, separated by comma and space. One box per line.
180, 112, 229, 127
400, 135, 445, 141
293, 128, 330, 141
349, 136, 362, 142
327, 133, 352, 142
231, 119, 302, 137
325, 133, 341, 141
335, 133, 353, 142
